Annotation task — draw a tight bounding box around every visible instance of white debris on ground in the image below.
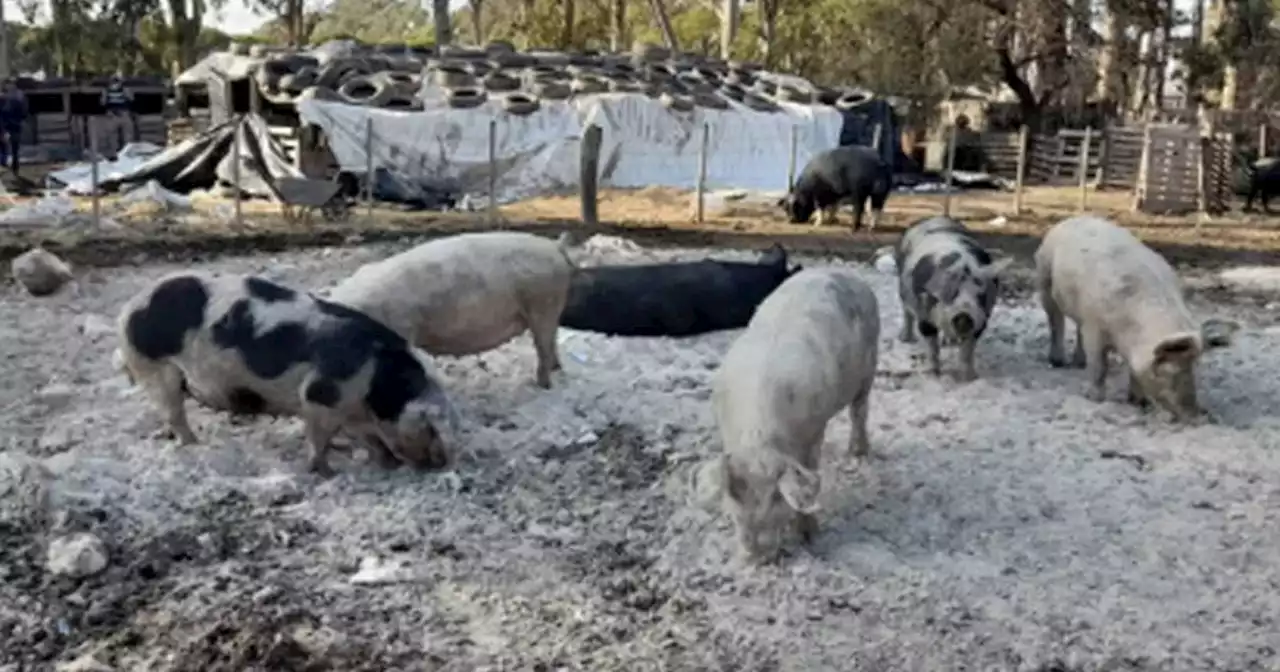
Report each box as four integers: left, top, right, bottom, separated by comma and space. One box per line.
49, 143, 166, 195
45, 532, 109, 578
1, 235, 1278, 670
10, 247, 74, 296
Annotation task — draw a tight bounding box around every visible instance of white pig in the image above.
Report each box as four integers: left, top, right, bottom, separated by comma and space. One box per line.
1034, 215, 1236, 420
696, 267, 881, 563
326, 231, 574, 388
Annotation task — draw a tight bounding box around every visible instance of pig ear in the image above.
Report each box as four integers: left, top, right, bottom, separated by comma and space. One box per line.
1152, 331, 1203, 364
1200, 317, 1240, 349
777, 458, 822, 514
979, 256, 1015, 279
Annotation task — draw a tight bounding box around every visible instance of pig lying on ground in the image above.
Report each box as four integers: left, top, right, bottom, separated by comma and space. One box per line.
695, 267, 880, 564
778, 145, 892, 230
895, 216, 1012, 381
1034, 215, 1237, 420
326, 231, 575, 389
559, 244, 801, 337
115, 272, 460, 476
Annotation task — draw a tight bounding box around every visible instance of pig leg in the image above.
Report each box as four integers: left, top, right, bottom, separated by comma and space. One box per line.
137, 363, 198, 444
925, 332, 942, 376
898, 309, 918, 342
1072, 323, 1087, 368
1042, 290, 1068, 368
301, 413, 342, 478
359, 431, 402, 469
851, 197, 866, 231
524, 304, 564, 389
793, 439, 821, 544
957, 336, 978, 382
1081, 324, 1110, 403
847, 390, 872, 459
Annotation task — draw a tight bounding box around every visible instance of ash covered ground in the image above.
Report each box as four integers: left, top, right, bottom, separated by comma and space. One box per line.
2, 235, 1278, 671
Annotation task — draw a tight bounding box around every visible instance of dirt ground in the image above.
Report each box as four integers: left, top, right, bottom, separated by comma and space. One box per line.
5, 184, 1280, 277
2, 231, 1280, 671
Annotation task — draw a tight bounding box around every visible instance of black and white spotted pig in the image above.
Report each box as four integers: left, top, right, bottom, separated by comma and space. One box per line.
896, 216, 1011, 381
114, 272, 460, 476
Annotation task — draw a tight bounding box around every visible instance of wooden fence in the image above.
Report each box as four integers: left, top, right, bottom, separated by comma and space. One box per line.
971, 124, 1236, 215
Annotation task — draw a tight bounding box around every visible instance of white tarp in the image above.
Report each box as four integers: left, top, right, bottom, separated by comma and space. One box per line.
296, 90, 843, 204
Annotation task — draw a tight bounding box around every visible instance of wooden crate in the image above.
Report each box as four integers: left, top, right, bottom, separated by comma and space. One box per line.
1139, 127, 1204, 215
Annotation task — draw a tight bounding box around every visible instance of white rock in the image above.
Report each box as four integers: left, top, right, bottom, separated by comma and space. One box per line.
55, 653, 113, 672
11, 247, 73, 297
79, 315, 115, 339
46, 532, 109, 578
349, 555, 424, 585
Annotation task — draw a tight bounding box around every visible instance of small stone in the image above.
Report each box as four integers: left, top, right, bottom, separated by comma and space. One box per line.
11, 247, 74, 297
46, 533, 109, 578
79, 315, 115, 339
55, 653, 113, 672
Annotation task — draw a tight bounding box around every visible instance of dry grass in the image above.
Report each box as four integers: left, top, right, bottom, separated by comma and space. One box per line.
501, 184, 1280, 250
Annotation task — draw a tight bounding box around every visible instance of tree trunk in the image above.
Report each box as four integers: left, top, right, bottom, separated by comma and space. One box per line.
610, 0, 626, 52
1094, 8, 1125, 105
758, 0, 779, 66
1130, 29, 1152, 116
1154, 3, 1172, 109
1210, 0, 1238, 109
470, 0, 484, 44
720, 0, 738, 60
560, 0, 575, 49
433, 0, 452, 47
646, 0, 679, 51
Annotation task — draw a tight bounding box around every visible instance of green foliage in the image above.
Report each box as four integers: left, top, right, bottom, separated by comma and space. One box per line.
308, 0, 435, 45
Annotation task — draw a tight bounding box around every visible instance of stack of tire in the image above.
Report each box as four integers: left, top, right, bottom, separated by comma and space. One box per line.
228, 39, 875, 115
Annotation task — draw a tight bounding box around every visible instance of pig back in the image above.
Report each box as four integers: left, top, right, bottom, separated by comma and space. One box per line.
715, 268, 880, 440
327, 232, 574, 353
1038, 216, 1194, 343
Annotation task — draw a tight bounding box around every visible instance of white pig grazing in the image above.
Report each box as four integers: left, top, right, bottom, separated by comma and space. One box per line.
116, 272, 461, 476
1034, 215, 1236, 420
896, 216, 1012, 380
696, 267, 880, 564
326, 231, 574, 389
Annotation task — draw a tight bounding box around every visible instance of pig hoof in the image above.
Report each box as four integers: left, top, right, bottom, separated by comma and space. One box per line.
1048, 356, 1067, 368
1084, 388, 1105, 403
957, 371, 978, 383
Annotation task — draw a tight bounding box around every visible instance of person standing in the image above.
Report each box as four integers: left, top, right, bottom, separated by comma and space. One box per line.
0, 79, 29, 175
99, 74, 134, 158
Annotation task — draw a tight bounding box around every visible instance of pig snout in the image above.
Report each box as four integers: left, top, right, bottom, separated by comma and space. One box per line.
951, 313, 975, 336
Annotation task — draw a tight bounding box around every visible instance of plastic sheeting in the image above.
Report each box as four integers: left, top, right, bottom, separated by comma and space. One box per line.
295, 91, 844, 203
94, 114, 304, 198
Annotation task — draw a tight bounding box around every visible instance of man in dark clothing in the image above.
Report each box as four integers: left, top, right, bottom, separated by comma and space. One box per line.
99, 74, 134, 158
0, 78, 28, 174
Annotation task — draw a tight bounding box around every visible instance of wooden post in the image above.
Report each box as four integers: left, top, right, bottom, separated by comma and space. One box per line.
1197, 115, 1217, 230
871, 123, 882, 151
1077, 126, 1093, 211
232, 117, 242, 227
89, 117, 100, 228
1131, 123, 1153, 213
1260, 123, 1268, 157
488, 118, 497, 221
942, 124, 958, 216
1013, 125, 1029, 216
364, 117, 374, 218
579, 124, 603, 226
1095, 127, 1111, 188
786, 124, 798, 191
696, 122, 709, 223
